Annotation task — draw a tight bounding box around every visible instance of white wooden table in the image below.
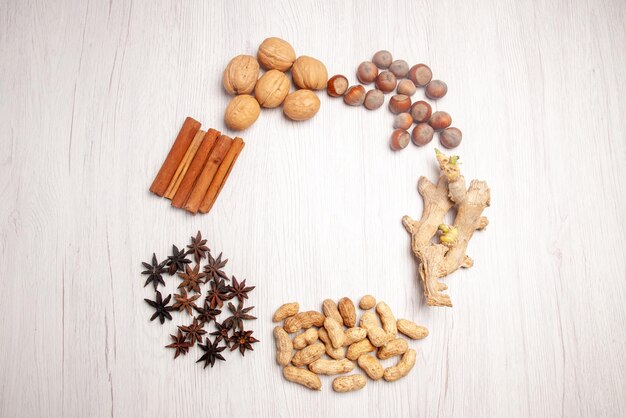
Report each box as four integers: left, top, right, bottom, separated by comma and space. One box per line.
1, 0, 625, 417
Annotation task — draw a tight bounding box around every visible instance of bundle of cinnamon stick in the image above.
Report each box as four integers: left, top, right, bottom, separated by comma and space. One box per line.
149, 117, 245, 214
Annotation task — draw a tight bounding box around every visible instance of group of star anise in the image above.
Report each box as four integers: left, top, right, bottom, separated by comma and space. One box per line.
142, 231, 258, 368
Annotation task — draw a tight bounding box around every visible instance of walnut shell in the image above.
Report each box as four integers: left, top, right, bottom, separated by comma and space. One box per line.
224, 95, 260, 131
291, 56, 328, 90
257, 37, 296, 71
283, 89, 320, 121
254, 70, 290, 108
222, 55, 259, 95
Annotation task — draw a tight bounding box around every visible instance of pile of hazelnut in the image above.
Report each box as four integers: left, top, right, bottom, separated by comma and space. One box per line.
326, 50, 462, 150
222, 37, 328, 131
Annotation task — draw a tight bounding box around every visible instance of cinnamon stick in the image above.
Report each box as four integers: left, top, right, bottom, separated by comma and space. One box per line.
198, 137, 245, 213
150, 117, 201, 196
171, 129, 220, 208
183, 135, 233, 214
164, 129, 206, 199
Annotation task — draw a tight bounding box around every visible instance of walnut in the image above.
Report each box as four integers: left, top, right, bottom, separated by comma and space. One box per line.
291, 56, 328, 90
222, 55, 259, 95
283, 90, 320, 121
257, 37, 296, 71
254, 70, 290, 108
224, 95, 260, 131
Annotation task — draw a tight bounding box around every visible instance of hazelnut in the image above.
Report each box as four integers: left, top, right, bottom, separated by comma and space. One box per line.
372, 50, 393, 69
283, 89, 320, 121
429, 111, 452, 130
393, 113, 413, 130
327, 75, 349, 97
224, 95, 261, 131
222, 55, 259, 95
291, 56, 328, 90
409, 100, 432, 123
257, 37, 296, 71
425, 80, 448, 99
363, 89, 384, 110
375, 71, 397, 93
411, 123, 434, 146
390, 129, 410, 151
357, 61, 378, 84
344, 85, 366, 106
389, 60, 409, 78
397, 79, 417, 96
440, 127, 462, 149
388, 94, 411, 114
408, 64, 432, 87
254, 70, 290, 108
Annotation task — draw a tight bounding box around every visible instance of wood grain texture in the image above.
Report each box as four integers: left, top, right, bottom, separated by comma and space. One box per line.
1, 0, 625, 417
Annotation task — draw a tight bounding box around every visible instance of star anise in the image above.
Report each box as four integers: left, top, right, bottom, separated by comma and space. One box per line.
144, 291, 174, 324
166, 245, 191, 275
178, 318, 207, 346
165, 330, 192, 358
228, 276, 255, 302
141, 253, 167, 290
203, 252, 229, 282
229, 330, 259, 356
187, 231, 210, 262
223, 301, 256, 331
177, 263, 207, 293
172, 289, 201, 315
194, 303, 221, 325
197, 337, 226, 369
210, 321, 233, 347
206, 278, 232, 309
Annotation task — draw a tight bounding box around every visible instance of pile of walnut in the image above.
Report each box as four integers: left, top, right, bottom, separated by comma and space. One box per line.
222, 37, 328, 131
273, 296, 428, 392
403, 149, 491, 307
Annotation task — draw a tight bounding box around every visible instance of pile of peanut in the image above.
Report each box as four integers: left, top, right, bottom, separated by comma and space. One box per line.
272, 295, 428, 392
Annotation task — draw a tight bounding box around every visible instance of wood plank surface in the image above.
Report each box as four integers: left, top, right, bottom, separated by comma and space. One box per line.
0, 0, 625, 417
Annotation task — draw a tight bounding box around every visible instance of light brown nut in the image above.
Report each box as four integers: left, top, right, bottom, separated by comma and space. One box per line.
332, 374, 367, 393
257, 37, 296, 71
344, 85, 366, 106
318, 327, 346, 360
368, 327, 392, 347
292, 342, 326, 366
224, 95, 260, 131
284, 311, 325, 333
254, 70, 290, 108
338, 297, 356, 327
397, 319, 429, 340
375, 302, 397, 336
397, 79, 417, 96
383, 349, 416, 382
283, 366, 321, 390
293, 328, 319, 350
359, 295, 376, 310
222, 55, 259, 95
389, 59, 409, 78
273, 302, 299, 322
377, 338, 408, 360
324, 317, 346, 349
291, 56, 328, 90
344, 327, 367, 346
357, 354, 384, 380
359, 311, 379, 330
322, 299, 343, 326
273, 326, 293, 366
283, 90, 321, 122
327, 74, 349, 97
309, 358, 354, 375
346, 339, 376, 361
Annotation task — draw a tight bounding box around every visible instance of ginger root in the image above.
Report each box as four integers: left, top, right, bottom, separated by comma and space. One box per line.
403, 150, 490, 307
